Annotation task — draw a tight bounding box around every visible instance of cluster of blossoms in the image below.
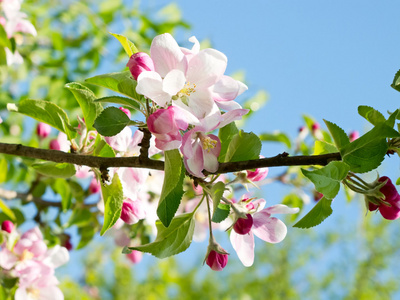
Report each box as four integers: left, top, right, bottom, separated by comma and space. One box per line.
0, 0, 36, 65
0, 221, 69, 299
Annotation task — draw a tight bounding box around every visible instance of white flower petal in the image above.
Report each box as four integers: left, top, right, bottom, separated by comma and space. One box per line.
265, 204, 300, 215
252, 212, 287, 243
230, 230, 255, 267
136, 71, 171, 107
163, 69, 185, 95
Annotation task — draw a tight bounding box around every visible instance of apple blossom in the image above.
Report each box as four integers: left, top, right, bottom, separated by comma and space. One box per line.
126, 250, 143, 264
370, 176, 400, 220
36, 123, 51, 138
1, 220, 14, 233
230, 199, 299, 267
120, 198, 146, 225
127, 52, 155, 80
206, 250, 228, 271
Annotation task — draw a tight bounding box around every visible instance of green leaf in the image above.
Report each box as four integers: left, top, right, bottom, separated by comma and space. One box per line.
218, 122, 239, 163
0, 199, 16, 222
0, 208, 24, 226
224, 130, 262, 163
65, 82, 103, 130
293, 197, 333, 229
110, 32, 139, 57
76, 225, 96, 250
0, 25, 11, 49
32, 162, 76, 178
323, 120, 350, 150
53, 178, 72, 212
210, 181, 229, 223
130, 212, 195, 258
301, 161, 350, 200
85, 71, 142, 101
391, 69, 400, 92
0, 158, 7, 183
93, 106, 131, 136
65, 208, 92, 228
92, 134, 116, 157
212, 203, 230, 223
358, 105, 386, 125
313, 140, 338, 155
340, 123, 400, 173
7, 100, 77, 140
100, 173, 124, 235
157, 149, 185, 227
94, 96, 141, 111
259, 131, 291, 148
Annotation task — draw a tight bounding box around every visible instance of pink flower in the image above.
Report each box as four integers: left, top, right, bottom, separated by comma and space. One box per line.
127, 52, 155, 80
120, 199, 146, 225
1, 220, 14, 233
126, 250, 143, 264
147, 106, 189, 151
349, 130, 359, 142
230, 199, 299, 267
233, 214, 253, 235
376, 176, 400, 220
89, 177, 101, 194
36, 123, 51, 138
206, 250, 228, 271
119, 107, 131, 119
247, 165, 269, 182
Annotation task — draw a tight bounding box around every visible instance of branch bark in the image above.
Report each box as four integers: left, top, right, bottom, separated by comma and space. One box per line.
0, 142, 342, 174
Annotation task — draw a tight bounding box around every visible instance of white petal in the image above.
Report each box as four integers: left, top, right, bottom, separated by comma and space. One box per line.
43, 245, 69, 268
265, 204, 300, 215
212, 75, 242, 101
215, 100, 243, 111
187, 49, 227, 89
252, 212, 287, 243
163, 69, 186, 95
136, 71, 171, 107
230, 230, 255, 267
150, 33, 187, 77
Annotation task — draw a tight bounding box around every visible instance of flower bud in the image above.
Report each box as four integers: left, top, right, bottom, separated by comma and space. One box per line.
311, 123, 320, 131
233, 214, 253, 235
206, 250, 228, 271
1, 220, 14, 233
247, 167, 268, 182
89, 178, 101, 194
378, 176, 400, 220
36, 122, 51, 138
127, 52, 155, 80
127, 250, 143, 264
119, 107, 131, 119
120, 199, 146, 225
348, 130, 359, 142
49, 139, 61, 150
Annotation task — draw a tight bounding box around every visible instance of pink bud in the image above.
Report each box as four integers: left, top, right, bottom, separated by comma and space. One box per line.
49, 139, 61, 150
1, 220, 14, 233
313, 191, 323, 202
247, 167, 268, 182
63, 235, 73, 251
378, 176, 400, 220
119, 107, 131, 119
206, 250, 228, 271
311, 123, 320, 131
368, 202, 379, 212
36, 123, 51, 138
127, 250, 143, 264
120, 199, 146, 225
89, 178, 101, 194
127, 52, 155, 80
349, 131, 359, 142
233, 214, 253, 235
298, 126, 305, 133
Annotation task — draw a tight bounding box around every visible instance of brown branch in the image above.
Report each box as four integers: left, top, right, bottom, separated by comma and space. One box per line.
0, 143, 342, 174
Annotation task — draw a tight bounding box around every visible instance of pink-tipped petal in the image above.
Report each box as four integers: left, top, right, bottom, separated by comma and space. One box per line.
264, 204, 300, 215
252, 212, 288, 243
230, 230, 255, 267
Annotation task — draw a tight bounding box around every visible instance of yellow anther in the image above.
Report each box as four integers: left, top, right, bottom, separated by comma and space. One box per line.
21, 249, 34, 261
178, 82, 196, 97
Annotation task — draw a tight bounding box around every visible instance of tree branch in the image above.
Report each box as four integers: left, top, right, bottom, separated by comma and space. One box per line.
0, 142, 342, 174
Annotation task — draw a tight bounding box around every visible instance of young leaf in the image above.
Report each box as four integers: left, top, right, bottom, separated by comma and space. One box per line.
76, 225, 97, 250
313, 140, 337, 155
94, 96, 141, 111
100, 173, 124, 235
65, 209, 92, 228
293, 197, 333, 229
218, 122, 239, 163
212, 203, 230, 223
93, 106, 131, 136
358, 105, 386, 125
65, 82, 103, 130
53, 178, 72, 212
7, 100, 77, 140
92, 134, 116, 157
391, 69, 400, 92
301, 161, 350, 200
157, 149, 185, 227
0, 199, 16, 222
129, 212, 195, 259
85, 71, 142, 101
340, 123, 400, 173
224, 130, 261, 163
32, 162, 76, 178
323, 120, 349, 150
110, 32, 139, 57
259, 131, 291, 148
0, 158, 7, 184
